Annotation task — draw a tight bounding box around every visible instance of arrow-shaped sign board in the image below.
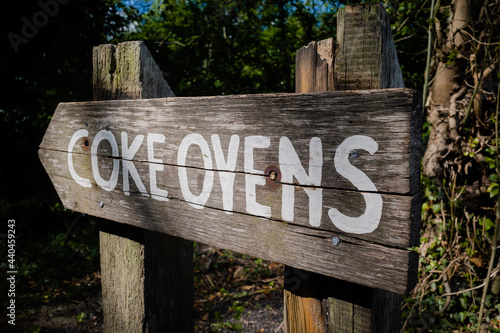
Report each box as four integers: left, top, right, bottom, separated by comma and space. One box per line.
39, 88, 422, 294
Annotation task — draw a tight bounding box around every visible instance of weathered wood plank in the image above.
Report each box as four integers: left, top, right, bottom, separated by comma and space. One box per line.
35, 159, 417, 294
38, 89, 420, 294
328, 299, 371, 333
370, 289, 403, 332
39, 89, 421, 246
40, 89, 421, 197
39, 148, 417, 248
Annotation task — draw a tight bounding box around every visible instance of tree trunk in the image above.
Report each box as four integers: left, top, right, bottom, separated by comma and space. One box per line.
423, 0, 475, 178
423, 0, 497, 186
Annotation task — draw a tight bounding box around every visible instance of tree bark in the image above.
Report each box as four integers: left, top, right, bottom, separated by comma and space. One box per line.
423, 0, 475, 178
422, 0, 497, 181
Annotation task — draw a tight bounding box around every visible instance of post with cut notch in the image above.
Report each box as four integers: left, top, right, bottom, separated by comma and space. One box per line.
284, 4, 420, 332
92, 41, 194, 332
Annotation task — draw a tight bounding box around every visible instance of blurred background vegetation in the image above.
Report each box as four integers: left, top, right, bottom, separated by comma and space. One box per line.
0, 0, 499, 331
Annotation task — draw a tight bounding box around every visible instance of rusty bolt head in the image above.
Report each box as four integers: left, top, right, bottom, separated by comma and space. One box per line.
264, 165, 281, 188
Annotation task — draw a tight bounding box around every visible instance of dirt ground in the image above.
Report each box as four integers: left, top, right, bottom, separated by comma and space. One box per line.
7, 292, 284, 333
2, 245, 285, 333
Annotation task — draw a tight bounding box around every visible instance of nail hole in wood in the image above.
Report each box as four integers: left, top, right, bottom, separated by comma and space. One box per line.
82, 137, 90, 151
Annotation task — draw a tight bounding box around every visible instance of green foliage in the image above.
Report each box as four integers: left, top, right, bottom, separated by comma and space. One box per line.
402, 0, 500, 328
403, 174, 499, 331
385, 0, 429, 90
76, 312, 85, 323
210, 301, 245, 332
26, 326, 42, 333
0, 218, 100, 309
446, 48, 459, 65
117, 0, 340, 96
404, 95, 500, 329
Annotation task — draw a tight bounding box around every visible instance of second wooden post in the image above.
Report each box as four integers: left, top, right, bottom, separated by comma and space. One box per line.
285, 4, 407, 332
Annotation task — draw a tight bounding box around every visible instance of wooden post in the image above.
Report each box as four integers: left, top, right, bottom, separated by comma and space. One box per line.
285, 4, 407, 332
334, 4, 404, 90
93, 41, 194, 332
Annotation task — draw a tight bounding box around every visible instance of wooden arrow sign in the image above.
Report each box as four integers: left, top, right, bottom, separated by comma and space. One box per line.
39, 88, 421, 294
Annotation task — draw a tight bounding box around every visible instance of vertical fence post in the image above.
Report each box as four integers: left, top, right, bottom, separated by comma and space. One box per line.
93, 41, 194, 332
285, 4, 406, 332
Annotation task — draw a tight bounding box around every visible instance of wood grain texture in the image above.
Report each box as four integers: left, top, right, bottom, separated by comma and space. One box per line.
93, 42, 175, 100
296, 38, 335, 92
40, 89, 420, 196
38, 148, 416, 248
328, 298, 371, 333
36, 163, 417, 294
370, 289, 403, 333
284, 292, 327, 333
335, 4, 405, 90
98, 227, 145, 332
93, 41, 193, 333
290, 32, 337, 333
39, 89, 420, 294
285, 4, 418, 332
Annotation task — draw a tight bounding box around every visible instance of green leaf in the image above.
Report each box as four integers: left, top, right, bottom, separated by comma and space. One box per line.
459, 297, 467, 309
487, 182, 499, 198
431, 203, 441, 213
486, 146, 497, 155
485, 156, 497, 169
482, 218, 494, 232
